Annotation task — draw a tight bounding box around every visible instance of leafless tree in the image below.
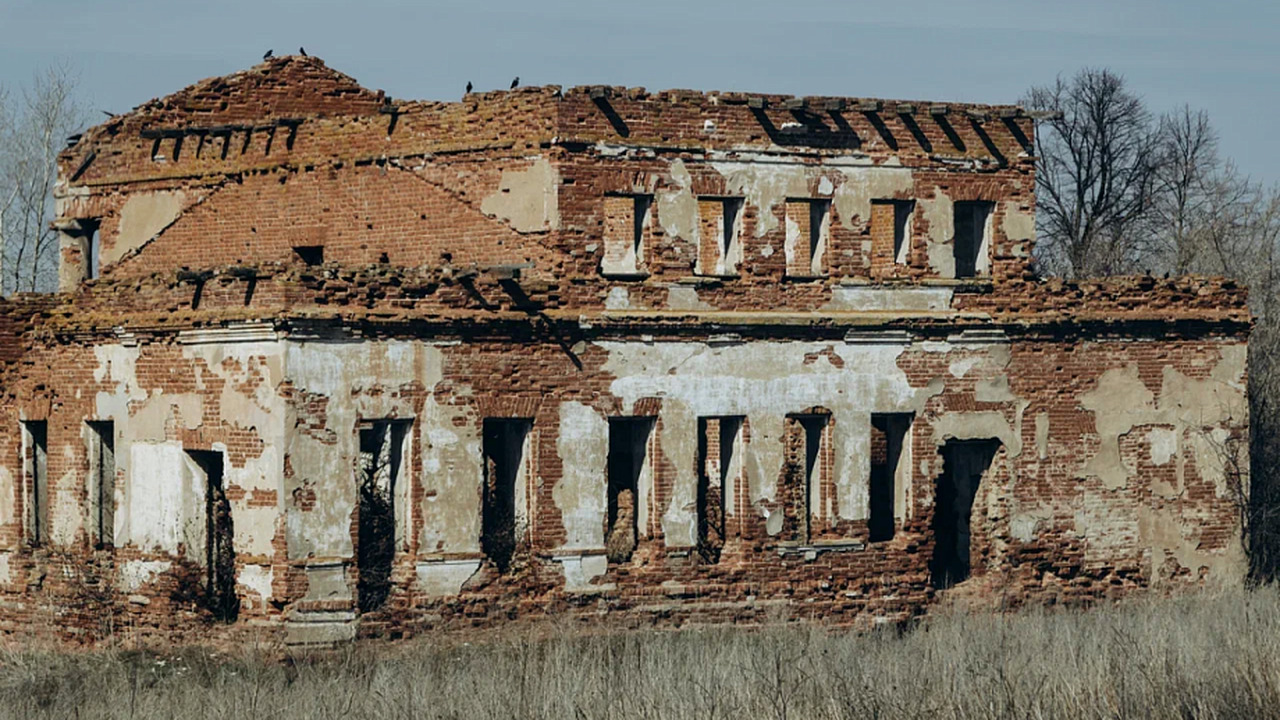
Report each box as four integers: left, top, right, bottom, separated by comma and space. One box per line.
1026, 68, 1280, 580
0, 63, 87, 295
1147, 106, 1225, 274
1203, 182, 1280, 580
1023, 68, 1161, 278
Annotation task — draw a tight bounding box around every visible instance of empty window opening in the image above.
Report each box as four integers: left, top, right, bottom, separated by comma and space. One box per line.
357, 420, 409, 613
606, 417, 654, 563
186, 449, 237, 622
602, 194, 653, 276
695, 197, 744, 276
929, 439, 1000, 589
86, 421, 115, 548
953, 201, 993, 278
58, 218, 102, 285
892, 201, 913, 264
86, 224, 102, 280
696, 416, 744, 563
869, 413, 911, 543
871, 200, 913, 266
293, 245, 324, 266
22, 421, 48, 547
785, 199, 831, 276
481, 418, 533, 573
784, 414, 829, 543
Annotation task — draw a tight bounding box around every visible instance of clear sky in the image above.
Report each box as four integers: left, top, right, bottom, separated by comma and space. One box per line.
1, 0, 1276, 183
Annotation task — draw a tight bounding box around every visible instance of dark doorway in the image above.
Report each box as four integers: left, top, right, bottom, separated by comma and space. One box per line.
930, 439, 1000, 589
187, 450, 237, 622
869, 413, 912, 543
606, 417, 654, 563
357, 420, 409, 613
481, 418, 532, 573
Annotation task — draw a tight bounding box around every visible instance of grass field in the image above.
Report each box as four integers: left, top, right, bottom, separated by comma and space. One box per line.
2, 588, 1280, 719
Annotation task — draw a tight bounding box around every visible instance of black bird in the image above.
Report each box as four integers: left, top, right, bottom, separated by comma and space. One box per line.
263, 49, 273, 60
466, 81, 473, 94
510, 76, 519, 89
299, 47, 307, 57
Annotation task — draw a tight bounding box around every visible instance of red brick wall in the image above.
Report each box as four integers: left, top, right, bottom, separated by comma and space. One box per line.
0, 58, 1243, 643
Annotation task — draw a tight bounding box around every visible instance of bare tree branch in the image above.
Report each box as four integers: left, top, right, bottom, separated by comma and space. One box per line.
0, 63, 87, 295
1023, 69, 1161, 278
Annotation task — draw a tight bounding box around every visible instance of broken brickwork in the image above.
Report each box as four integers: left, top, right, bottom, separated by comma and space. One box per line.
0, 56, 1251, 645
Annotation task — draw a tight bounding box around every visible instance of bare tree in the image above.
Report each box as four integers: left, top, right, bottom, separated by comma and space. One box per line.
0, 64, 87, 295
1024, 68, 1161, 278
1147, 106, 1225, 274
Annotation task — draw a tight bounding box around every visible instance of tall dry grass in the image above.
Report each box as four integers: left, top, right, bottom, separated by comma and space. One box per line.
2, 588, 1280, 719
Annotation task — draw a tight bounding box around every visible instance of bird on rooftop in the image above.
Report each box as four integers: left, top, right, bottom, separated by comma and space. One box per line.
263, 49, 273, 60
510, 77, 519, 90
466, 81, 473, 94
299, 47, 307, 57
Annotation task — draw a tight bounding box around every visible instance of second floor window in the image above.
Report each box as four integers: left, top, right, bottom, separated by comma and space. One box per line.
602, 194, 653, 276
953, 201, 993, 278
785, 199, 831, 277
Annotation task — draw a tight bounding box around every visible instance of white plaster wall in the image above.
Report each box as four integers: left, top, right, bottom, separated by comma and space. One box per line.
91, 339, 288, 561
566, 337, 959, 550
284, 340, 479, 561
128, 442, 205, 554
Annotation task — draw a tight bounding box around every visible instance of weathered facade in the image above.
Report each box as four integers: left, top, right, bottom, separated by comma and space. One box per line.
0, 56, 1251, 644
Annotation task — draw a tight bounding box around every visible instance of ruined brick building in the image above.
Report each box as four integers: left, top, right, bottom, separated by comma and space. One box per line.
0, 56, 1252, 644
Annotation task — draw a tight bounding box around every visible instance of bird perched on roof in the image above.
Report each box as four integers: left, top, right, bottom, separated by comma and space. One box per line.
263, 49, 273, 60
466, 81, 473, 94
510, 76, 519, 89
299, 47, 307, 57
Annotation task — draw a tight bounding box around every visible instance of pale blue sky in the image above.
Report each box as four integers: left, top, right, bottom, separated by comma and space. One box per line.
2, 0, 1276, 183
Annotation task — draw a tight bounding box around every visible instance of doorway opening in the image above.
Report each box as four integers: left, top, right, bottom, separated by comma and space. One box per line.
186, 449, 237, 622
929, 439, 1000, 589
357, 420, 409, 613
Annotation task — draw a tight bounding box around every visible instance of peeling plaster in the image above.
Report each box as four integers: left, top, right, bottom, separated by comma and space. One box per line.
831, 166, 915, 231
0, 469, 13, 527
1079, 348, 1246, 491
118, 560, 172, 593
656, 159, 699, 242
823, 285, 953, 313
604, 287, 631, 310
666, 285, 713, 311
559, 555, 609, 591
238, 564, 273, 601
554, 401, 609, 551
284, 340, 467, 563
1148, 427, 1178, 466
595, 339, 946, 530
710, 158, 812, 238
932, 410, 1022, 458
111, 191, 188, 265
128, 443, 207, 553
1139, 503, 1244, 588
481, 157, 560, 232
416, 559, 481, 597
1002, 206, 1035, 260
919, 189, 956, 277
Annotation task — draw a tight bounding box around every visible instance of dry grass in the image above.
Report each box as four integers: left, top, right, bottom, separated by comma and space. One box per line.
3, 588, 1280, 719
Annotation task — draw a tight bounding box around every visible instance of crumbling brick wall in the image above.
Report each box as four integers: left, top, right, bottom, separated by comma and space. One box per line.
0, 55, 1249, 644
